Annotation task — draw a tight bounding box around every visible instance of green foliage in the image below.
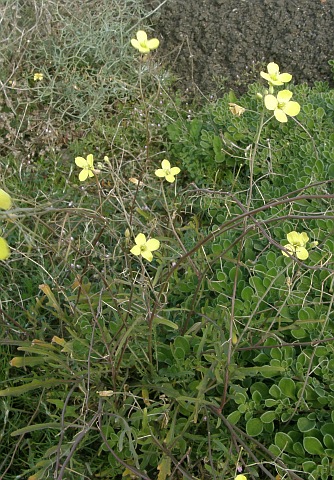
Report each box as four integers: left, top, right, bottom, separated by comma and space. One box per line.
1, 4, 334, 478
0, 0, 156, 123
167, 81, 334, 192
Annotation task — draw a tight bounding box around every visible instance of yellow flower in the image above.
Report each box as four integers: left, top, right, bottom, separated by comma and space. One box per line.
264, 90, 300, 122
0, 237, 10, 260
282, 231, 309, 260
155, 159, 180, 183
235, 475, 247, 480
229, 103, 245, 116
130, 233, 160, 262
75, 154, 95, 181
260, 62, 292, 86
0, 189, 12, 210
131, 30, 159, 54
33, 73, 43, 81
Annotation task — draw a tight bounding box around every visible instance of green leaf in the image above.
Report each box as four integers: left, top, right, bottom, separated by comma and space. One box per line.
275, 432, 292, 451
278, 377, 296, 399
249, 276, 265, 295
174, 336, 190, 354
265, 399, 277, 408
250, 382, 269, 399
241, 286, 254, 301
269, 384, 281, 399
212, 243, 222, 255
227, 410, 241, 425
252, 390, 262, 404
234, 365, 285, 379
246, 418, 263, 436
321, 423, 334, 435
303, 436, 325, 455
297, 417, 316, 432
269, 444, 281, 457
157, 456, 171, 480
315, 106, 325, 120
152, 317, 178, 330
302, 461, 317, 473
0, 379, 67, 397
293, 442, 305, 457
323, 434, 334, 449
10, 356, 48, 368
260, 411, 276, 424
11, 422, 69, 436
173, 347, 185, 360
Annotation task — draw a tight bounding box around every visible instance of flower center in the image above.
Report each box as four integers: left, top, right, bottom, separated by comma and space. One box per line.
140, 245, 148, 252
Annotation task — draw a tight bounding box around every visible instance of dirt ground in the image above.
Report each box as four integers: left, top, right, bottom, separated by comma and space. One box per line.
147, 0, 334, 97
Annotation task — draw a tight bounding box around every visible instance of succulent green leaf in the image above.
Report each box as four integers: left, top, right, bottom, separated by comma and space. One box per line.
303, 436, 325, 455
246, 418, 263, 436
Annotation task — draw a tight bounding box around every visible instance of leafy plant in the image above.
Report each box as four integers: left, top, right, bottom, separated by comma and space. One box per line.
1, 5, 334, 479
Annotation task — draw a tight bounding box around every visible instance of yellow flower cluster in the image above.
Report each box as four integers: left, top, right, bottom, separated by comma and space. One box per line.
261, 62, 300, 123
282, 231, 310, 260
33, 73, 43, 81
74, 152, 181, 262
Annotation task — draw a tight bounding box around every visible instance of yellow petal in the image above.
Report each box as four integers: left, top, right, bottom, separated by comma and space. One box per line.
155, 169, 166, 178
75, 157, 87, 168
161, 159, 171, 170
278, 72, 292, 83
271, 79, 284, 86
0, 237, 10, 260
267, 62, 279, 75
277, 90, 293, 102
283, 101, 300, 117
131, 39, 140, 49
141, 249, 153, 262
86, 154, 94, 168
274, 109, 287, 123
147, 38, 159, 50
282, 244, 295, 257
165, 174, 176, 183
300, 232, 309, 245
170, 167, 180, 176
130, 245, 141, 256
260, 72, 271, 82
146, 238, 160, 251
235, 476, 247, 480
135, 233, 146, 246
296, 247, 309, 260
286, 231, 300, 245
79, 169, 89, 181
0, 189, 12, 210
264, 95, 278, 111
136, 30, 148, 43
138, 45, 150, 53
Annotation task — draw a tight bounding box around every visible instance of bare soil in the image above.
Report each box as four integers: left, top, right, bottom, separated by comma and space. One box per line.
147, 0, 334, 97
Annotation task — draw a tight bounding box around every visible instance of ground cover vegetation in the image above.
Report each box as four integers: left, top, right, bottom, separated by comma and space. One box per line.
0, 1, 334, 480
